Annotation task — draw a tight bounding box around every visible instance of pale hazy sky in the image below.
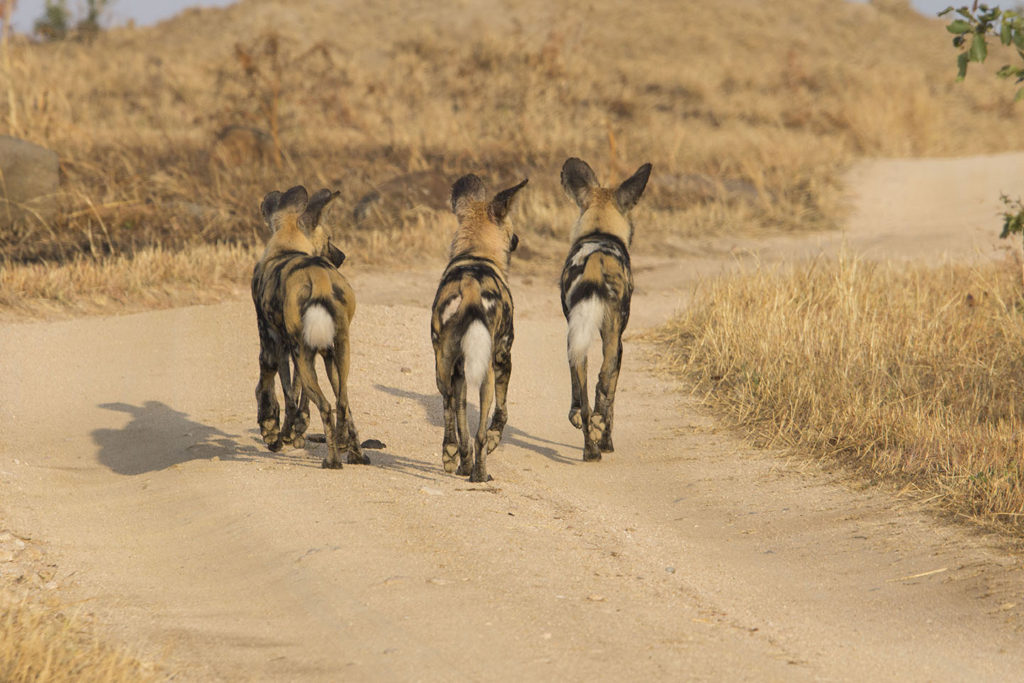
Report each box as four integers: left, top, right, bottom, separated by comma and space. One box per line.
9, 1, 237, 32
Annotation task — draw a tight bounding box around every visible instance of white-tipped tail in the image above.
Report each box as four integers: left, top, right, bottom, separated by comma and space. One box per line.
462, 320, 491, 391
567, 296, 603, 363
302, 304, 335, 350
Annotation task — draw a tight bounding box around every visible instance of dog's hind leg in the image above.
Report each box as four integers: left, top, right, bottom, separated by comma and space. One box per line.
570, 355, 601, 461
325, 339, 367, 465
454, 374, 473, 477
471, 368, 496, 482
279, 356, 311, 449
486, 338, 511, 454
294, 348, 340, 469
256, 344, 283, 450
595, 317, 625, 453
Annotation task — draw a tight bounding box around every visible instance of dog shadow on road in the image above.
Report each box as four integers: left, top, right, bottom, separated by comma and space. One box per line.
93, 401, 287, 476
374, 384, 578, 465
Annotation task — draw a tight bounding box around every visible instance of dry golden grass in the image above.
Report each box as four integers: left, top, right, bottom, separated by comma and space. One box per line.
1, 0, 1022, 282
0, 242, 256, 319
1, 594, 153, 682
654, 255, 1024, 530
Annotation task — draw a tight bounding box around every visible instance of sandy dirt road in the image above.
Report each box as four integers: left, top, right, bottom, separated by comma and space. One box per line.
2, 154, 1024, 680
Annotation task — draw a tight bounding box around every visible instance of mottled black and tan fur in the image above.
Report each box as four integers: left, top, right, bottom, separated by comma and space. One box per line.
430, 174, 528, 482
559, 158, 652, 461
252, 185, 366, 469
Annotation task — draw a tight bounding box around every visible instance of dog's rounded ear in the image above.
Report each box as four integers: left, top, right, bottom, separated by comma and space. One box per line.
301, 189, 340, 230
489, 178, 528, 224
450, 174, 487, 216
278, 185, 309, 214
561, 158, 599, 209
260, 190, 283, 230
509, 233, 519, 252
615, 163, 652, 213
326, 241, 346, 268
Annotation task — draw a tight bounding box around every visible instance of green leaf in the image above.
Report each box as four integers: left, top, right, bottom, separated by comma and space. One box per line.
1001, 21, 1013, 45
970, 33, 988, 62
957, 51, 969, 80
1015, 32, 1024, 49
947, 19, 972, 33
957, 8, 974, 19
938, 6, 955, 17
1016, 87, 1024, 101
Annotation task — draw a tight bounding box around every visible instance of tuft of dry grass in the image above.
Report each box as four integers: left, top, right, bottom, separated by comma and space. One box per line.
654, 255, 1024, 531
1, 594, 153, 682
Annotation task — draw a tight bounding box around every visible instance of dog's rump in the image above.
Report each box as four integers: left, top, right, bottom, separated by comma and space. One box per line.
432, 255, 513, 336
253, 250, 353, 352
254, 251, 350, 313
431, 256, 513, 392
559, 234, 633, 320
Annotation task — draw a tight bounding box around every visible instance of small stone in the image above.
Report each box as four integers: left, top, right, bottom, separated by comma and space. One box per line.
419, 486, 444, 496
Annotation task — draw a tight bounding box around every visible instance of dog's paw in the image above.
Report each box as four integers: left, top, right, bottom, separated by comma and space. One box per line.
568, 408, 583, 429
321, 457, 344, 470
469, 469, 493, 483
588, 414, 606, 444
485, 429, 503, 454
442, 443, 459, 473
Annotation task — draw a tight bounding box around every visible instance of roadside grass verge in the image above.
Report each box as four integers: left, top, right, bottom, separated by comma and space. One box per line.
1, 593, 153, 682
0, 242, 257, 320
652, 255, 1024, 531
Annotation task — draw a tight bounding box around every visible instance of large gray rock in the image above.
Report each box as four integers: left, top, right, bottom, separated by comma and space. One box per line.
0, 135, 59, 228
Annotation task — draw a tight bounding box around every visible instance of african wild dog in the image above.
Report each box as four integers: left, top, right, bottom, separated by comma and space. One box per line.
559, 157, 652, 461
252, 185, 366, 469
430, 174, 528, 482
